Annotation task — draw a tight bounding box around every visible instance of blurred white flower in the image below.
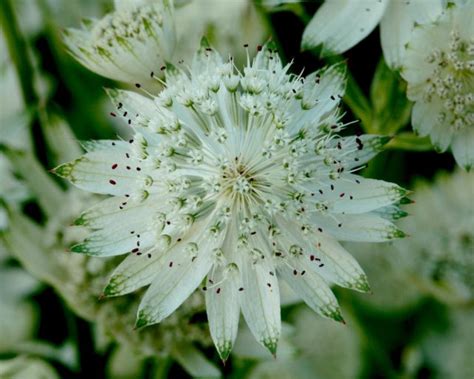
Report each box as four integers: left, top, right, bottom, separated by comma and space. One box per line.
348, 241, 422, 312
301, 0, 444, 69
0, 356, 59, 379
247, 306, 362, 379
422, 309, 474, 379
174, 0, 268, 66
396, 170, 474, 305
0, 266, 39, 353
54, 41, 407, 359
64, 0, 175, 85
401, 1, 474, 170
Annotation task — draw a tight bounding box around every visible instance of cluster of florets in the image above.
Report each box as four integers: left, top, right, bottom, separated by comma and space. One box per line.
422, 31, 474, 131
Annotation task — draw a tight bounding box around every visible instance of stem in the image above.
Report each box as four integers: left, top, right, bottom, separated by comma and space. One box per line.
344, 73, 373, 131
0, 0, 37, 107
151, 357, 172, 379
340, 294, 399, 379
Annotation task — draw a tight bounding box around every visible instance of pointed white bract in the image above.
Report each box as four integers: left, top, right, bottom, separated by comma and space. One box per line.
401, 1, 473, 170
64, 0, 175, 85
302, 0, 443, 69
55, 41, 407, 356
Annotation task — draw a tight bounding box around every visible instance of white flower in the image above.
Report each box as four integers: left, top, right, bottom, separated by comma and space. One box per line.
396, 170, 474, 305
0, 266, 38, 353
0, 356, 59, 379
401, 1, 474, 170
422, 309, 474, 379
175, 0, 268, 67
54, 41, 408, 360
301, 0, 444, 69
64, 0, 175, 85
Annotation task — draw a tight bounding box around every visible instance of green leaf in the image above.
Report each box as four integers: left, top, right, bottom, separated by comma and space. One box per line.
369, 58, 412, 135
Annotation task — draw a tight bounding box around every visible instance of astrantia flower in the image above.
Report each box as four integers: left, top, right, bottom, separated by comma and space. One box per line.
401, 1, 474, 170
396, 170, 474, 305
54, 40, 408, 359
64, 0, 175, 85
301, 0, 443, 69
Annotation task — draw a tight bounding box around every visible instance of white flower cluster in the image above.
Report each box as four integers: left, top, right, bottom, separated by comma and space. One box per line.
396, 170, 474, 304
64, 0, 175, 85
55, 39, 408, 358
401, 2, 474, 169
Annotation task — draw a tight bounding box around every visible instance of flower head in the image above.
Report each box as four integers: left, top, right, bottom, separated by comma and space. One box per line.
301, 0, 444, 69
401, 1, 474, 170
54, 40, 408, 359
64, 0, 175, 85
396, 170, 474, 305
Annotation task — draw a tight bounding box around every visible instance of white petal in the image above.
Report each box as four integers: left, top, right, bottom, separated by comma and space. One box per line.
411, 101, 438, 136
240, 260, 281, 355
104, 219, 209, 296
381, 0, 443, 69
452, 128, 474, 171
331, 135, 391, 170
72, 195, 158, 256
205, 264, 241, 361
302, 0, 388, 54
278, 260, 343, 322
105, 88, 163, 144
430, 121, 453, 153
303, 174, 408, 214
295, 64, 346, 127
276, 218, 369, 292
53, 142, 147, 196
172, 344, 221, 378
315, 236, 370, 292
310, 212, 405, 242
104, 253, 160, 296
136, 247, 212, 327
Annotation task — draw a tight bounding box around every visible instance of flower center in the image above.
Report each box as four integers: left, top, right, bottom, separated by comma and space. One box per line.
221, 159, 259, 197
423, 31, 474, 130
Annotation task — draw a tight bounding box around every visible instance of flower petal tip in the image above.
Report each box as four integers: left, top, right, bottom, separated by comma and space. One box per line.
51, 163, 73, 178
70, 242, 89, 254
134, 312, 151, 330
263, 339, 278, 358
216, 340, 233, 363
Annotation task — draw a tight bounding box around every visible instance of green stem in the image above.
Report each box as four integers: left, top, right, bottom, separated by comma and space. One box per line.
152, 357, 172, 379
340, 293, 399, 379
344, 73, 373, 131
0, 0, 38, 107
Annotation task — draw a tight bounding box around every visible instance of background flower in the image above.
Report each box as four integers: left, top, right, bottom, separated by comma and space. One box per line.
301, 0, 444, 69
401, 1, 474, 170
64, 0, 176, 86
